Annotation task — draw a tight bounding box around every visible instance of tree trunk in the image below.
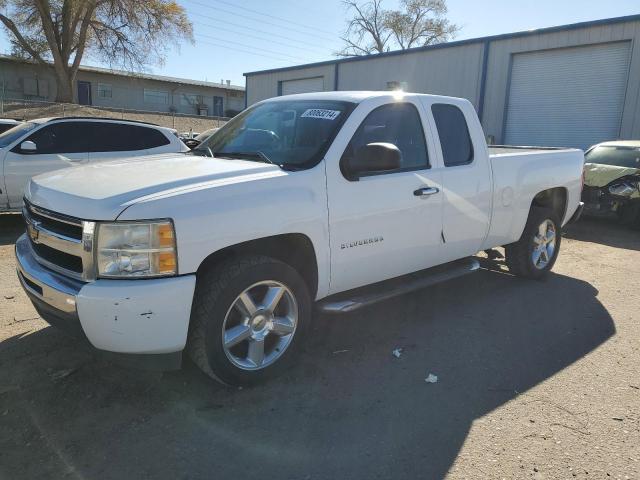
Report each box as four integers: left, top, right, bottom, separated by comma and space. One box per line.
54, 70, 74, 103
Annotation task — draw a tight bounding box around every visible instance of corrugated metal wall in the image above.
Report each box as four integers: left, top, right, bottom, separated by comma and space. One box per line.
246, 64, 335, 106
245, 17, 640, 144
337, 43, 485, 109
482, 19, 640, 143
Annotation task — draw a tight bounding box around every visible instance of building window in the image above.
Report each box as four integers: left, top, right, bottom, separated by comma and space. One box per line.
22, 77, 48, 98
97, 83, 112, 99
144, 89, 169, 104
180, 93, 203, 106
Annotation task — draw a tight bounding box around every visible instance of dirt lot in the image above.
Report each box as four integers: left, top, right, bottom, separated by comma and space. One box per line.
0, 214, 638, 479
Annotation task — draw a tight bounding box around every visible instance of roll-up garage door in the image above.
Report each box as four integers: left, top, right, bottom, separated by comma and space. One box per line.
504, 42, 631, 150
281, 77, 324, 96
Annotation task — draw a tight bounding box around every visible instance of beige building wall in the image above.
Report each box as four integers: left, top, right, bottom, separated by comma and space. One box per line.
0, 57, 244, 117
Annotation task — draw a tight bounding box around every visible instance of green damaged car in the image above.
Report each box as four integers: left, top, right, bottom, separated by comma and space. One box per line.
582, 141, 640, 227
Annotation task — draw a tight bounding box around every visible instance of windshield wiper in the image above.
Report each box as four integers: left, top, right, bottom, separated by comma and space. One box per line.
214, 151, 285, 167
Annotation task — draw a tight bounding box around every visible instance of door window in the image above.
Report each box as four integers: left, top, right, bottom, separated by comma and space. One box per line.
431, 104, 474, 167
88, 123, 170, 152
22, 122, 91, 154
342, 103, 429, 175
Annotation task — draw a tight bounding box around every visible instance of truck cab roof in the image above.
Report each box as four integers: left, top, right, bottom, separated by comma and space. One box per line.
262, 90, 471, 105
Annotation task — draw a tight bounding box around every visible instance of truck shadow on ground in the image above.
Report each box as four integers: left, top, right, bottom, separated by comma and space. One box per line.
0, 213, 23, 246
564, 216, 640, 251
0, 269, 614, 479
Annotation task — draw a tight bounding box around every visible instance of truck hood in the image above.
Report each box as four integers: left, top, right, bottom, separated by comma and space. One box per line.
584, 162, 640, 188
26, 153, 283, 220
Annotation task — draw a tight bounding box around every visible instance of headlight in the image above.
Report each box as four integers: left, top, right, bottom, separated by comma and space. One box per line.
97, 220, 177, 278
608, 181, 638, 197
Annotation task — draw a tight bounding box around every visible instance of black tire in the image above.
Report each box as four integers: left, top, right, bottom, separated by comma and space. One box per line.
617, 202, 640, 230
505, 206, 561, 279
187, 255, 311, 386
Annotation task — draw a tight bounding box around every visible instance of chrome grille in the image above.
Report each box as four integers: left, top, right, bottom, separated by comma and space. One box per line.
22, 200, 95, 281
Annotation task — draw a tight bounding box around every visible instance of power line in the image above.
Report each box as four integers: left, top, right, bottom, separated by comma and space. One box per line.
192, 20, 327, 55
185, 0, 336, 42
192, 12, 334, 51
206, 0, 336, 36
195, 32, 309, 62
194, 38, 295, 64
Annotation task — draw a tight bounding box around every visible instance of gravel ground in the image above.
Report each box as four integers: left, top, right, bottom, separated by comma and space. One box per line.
0, 214, 638, 480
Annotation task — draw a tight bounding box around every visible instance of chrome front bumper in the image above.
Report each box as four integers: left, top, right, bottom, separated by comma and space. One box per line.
16, 234, 84, 314
15, 233, 193, 370
15, 234, 87, 337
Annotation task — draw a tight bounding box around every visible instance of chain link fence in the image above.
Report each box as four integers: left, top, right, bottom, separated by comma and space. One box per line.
0, 97, 230, 134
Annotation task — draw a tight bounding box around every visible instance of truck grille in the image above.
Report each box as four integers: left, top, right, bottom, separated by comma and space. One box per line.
22, 200, 95, 281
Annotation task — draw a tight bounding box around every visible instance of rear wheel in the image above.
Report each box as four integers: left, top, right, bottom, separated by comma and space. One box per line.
505, 207, 561, 279
187, 255, 311, 386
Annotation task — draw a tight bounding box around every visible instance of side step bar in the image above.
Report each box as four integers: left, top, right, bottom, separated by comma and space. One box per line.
317, 257, 480, 314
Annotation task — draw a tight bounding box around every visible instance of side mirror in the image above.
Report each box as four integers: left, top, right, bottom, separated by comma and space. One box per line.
347, 142, 402, 179
20, 140, 37, 153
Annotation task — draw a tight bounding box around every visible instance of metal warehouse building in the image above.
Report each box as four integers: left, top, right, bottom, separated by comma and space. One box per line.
244, 15, 640, 150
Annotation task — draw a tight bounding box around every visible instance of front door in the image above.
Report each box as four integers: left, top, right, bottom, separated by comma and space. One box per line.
4, 122, 89, 208
77, 81, 92, 105
325, 98, 444, 295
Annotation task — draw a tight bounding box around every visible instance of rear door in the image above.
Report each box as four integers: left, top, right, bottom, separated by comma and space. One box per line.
325, 97, 444, 294
87, 123, 172, 161
420, 98, 492, 263
4, 121, 89, 208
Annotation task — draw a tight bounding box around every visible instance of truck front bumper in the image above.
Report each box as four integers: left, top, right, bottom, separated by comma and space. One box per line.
15, 234, 196, 370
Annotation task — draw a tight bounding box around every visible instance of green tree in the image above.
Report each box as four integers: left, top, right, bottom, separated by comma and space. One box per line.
0, 0, 193, 102
338, 0, 457, 57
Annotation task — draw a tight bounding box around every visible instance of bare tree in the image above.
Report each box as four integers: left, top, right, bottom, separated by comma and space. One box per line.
0, 0, 193, 102
338, 0, 391, 56
337, 0, 457, 57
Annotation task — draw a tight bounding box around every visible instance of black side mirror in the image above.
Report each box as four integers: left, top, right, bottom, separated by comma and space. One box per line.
346, 142, 402, 179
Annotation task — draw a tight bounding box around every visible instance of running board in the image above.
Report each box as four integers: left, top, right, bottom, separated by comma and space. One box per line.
317, 257, 480, 314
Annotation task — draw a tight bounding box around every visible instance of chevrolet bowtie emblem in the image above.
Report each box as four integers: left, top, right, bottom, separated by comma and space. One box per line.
28, 223, 39, 242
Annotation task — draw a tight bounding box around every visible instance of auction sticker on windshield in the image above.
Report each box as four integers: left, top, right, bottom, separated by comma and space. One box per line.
301, 109, 341, 120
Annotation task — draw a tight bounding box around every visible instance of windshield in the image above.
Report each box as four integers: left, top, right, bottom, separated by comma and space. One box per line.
195, 100, 355, 169
0, 122, 37, 149
195, 128, 218, 142
585, 145, 640, 169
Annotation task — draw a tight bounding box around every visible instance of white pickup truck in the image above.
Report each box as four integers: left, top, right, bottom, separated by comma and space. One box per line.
15, 92, 584, 385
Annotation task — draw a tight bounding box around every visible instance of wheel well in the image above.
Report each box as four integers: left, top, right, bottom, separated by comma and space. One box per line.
531, 187, 567, 222
197, 234, 319, 298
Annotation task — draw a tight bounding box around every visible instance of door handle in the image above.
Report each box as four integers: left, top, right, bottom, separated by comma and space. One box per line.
413, 186, 439, 198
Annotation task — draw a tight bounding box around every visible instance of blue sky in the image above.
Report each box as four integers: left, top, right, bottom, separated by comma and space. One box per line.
0, 0, 638, 86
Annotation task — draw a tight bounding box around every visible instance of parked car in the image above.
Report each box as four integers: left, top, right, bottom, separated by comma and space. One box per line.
0, 118, 23, 134
182, 127, 220, 149
0, 117, 188, 211
15, 92, 584, 385
582, 140, 640, 227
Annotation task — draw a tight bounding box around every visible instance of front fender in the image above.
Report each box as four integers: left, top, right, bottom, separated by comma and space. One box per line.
117, 166, 331, 299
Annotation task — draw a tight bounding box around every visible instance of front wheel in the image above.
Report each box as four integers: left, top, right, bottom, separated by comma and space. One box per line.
505, 207, 561, 279
187, 255, 311, 386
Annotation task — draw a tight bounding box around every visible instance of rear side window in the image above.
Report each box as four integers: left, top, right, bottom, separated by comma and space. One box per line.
24, 122, 90, 154
431, 104, 474, 167
0, 124, 16, 134
88, 123, 170, 152
344, 102, 429, 172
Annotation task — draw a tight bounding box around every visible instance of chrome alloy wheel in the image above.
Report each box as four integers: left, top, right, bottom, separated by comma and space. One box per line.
532, 219, 557, 270
221, 280, 298, 370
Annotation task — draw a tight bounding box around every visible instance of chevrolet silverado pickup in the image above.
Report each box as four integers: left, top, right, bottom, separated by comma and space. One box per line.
15, 92, 585, 385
